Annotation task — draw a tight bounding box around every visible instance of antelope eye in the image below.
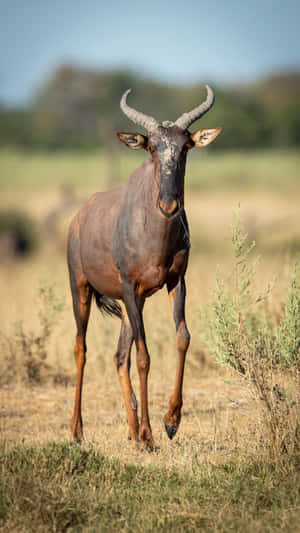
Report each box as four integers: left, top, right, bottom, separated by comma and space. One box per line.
185, 139, 194, 149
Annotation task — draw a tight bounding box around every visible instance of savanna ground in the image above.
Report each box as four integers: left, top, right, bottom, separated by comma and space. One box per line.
0, 148, 299, 531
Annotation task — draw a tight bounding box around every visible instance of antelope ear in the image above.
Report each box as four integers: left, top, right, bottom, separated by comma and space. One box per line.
116, 132, 148, 150
191, 127, 222, 147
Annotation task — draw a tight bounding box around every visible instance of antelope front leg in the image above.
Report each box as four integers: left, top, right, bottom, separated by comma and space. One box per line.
122, 282, 154, 450
114, 304, 139, 443
164, 277, 190, 439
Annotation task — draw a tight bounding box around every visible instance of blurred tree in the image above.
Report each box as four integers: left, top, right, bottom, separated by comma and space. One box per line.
0, 66, 299, 151
0, 107, 32, 147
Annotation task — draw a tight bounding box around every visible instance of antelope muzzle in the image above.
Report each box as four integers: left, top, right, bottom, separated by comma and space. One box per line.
158, 196, 181, 218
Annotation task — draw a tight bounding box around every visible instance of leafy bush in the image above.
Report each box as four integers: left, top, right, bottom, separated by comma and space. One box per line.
277, 264, 300, 368
203, 210, 300, 457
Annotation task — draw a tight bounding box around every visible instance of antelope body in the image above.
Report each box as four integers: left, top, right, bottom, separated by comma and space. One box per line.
67, 86, 221, 448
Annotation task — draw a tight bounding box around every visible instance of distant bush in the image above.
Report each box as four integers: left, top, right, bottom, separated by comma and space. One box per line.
0, 209, 38, 257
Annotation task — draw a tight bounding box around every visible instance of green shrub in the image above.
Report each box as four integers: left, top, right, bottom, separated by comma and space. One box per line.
203, 209, 300, 457
277, 264, 300, 368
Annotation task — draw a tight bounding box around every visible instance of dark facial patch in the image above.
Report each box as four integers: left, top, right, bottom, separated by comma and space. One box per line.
150, 126, 189, 164
149, 126, 190, 206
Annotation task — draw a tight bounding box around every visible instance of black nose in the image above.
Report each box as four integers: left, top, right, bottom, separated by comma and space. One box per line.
158, 198, 180, 218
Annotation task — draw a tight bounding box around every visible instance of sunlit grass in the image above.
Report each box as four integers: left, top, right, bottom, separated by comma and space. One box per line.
0, 148, 299, 194
188, 148, 300, 192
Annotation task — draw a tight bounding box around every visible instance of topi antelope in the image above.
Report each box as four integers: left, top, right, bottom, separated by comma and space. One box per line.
67, 86, 221, 449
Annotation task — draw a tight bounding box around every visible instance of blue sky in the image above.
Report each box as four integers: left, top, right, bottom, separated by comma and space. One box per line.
1, 0, 299, 105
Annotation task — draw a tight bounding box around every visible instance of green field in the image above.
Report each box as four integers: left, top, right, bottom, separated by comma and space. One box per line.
0, 148, 299, 192
0, 148, 299, 531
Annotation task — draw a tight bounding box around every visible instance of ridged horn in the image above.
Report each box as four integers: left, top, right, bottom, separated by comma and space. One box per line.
120, 89, 160, 132
175, 85, 215, 130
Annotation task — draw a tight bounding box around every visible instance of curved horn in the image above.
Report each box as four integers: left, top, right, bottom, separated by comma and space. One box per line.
120, 89, 160, 132
175, 85, 215, 131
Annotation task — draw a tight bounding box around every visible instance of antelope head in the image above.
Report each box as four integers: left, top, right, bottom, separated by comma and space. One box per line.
117, 86, 221, 218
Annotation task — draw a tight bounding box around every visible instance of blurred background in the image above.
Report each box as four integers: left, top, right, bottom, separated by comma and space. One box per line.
1, 0, 300, 151
0, 0, 299, 377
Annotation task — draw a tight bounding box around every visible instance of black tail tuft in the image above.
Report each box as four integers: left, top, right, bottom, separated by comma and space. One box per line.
93, 290, 122, 319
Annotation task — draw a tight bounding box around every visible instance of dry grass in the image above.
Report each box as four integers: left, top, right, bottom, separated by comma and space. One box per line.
0, 193, 298, 465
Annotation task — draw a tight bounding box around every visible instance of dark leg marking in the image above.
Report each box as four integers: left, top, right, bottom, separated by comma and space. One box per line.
114, 303, 139, 442
122, 280, 154, 449
164, 277, 190, 439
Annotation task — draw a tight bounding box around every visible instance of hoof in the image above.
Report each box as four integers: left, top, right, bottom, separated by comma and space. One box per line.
71, 437, 82, 446
140, 443, 159, 453
127, 434, 140, 451
139, 437, 156, 453
71, 419, 83, 444
164, 423, 178, 440
127, 433, 140, 443
71, 435, 82, 445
